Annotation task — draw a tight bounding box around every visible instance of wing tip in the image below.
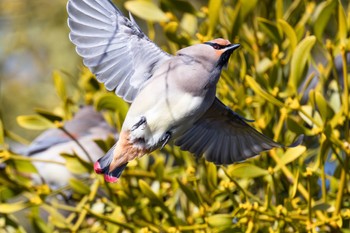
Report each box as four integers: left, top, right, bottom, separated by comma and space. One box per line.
287, 134, 304, 148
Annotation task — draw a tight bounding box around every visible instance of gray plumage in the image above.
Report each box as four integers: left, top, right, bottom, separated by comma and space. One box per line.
26, 106, 116, 188
67, 0, 171, 102
175, 98, 282, 164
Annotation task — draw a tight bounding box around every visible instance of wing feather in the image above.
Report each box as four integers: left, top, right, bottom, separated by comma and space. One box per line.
67, 0, 171, 103
175, 98, 303, 165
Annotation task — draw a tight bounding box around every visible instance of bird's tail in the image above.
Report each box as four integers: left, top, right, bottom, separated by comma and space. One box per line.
93, 144, 128, 183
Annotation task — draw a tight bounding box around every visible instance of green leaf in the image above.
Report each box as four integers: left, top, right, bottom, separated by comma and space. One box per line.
299, 105, 323, 127
68, 178, 90, 195
291, 170, 299, 198
258, 17, 282, 43
53, 71, 67, 101
0, 187, 16, 201
139, 180, 162, 204
278, 19, 298, 51
312, 0, 337, 40
35, 108, 63, 123
138, 180, 175, 224
152, 157, 165, 181
338, 2, 348, 42
180, 13, 197, 36
207, 214, 233, 228
256, 58, 273, 75
94, 92, 129, 122
314, 91, 335, 121
13, 159, 38, 174
164, 21, 190, 45
312, 202, 332, 211
275, 0, 283, 20
208, 0, 222, 36
138, 180, 174, 220
288, 36, 316, 93
60, 153, 91, 174
125, 1, 168, 22
0, 119, 4, 146
277, 146, 306, 168
32, 216, 51, 233
227, 3, 241, 36
42, 205, 70, 229
162, 0, 197, 15
206, 162, 217, 190
17, 115, 55, 130
287, 116, 312, 135
245, 75, 284, 107
240, 0, 258, 20
0, 202, 32, 214
228, 163, 269, 178
177, 178, 200, 206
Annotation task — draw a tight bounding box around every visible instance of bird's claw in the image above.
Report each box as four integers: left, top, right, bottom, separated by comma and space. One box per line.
131, 116, 147, 131
160, 131, 172, 149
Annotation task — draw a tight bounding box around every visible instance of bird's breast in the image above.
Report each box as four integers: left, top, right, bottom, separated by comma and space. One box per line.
121, 59, 217, 150
124, 91, 214, 151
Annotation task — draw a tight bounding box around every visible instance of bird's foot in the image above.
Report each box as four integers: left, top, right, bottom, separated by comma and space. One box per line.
131, 116, 147, 131
160, 131, 172, 149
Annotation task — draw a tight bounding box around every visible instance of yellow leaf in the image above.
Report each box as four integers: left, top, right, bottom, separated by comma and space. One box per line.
277, 146, 306, 168
228, 163, 269, 178
125, 1, 168, 22
245, 75, 284, 107
288, 36, 316, 93
17, 115, 55, 130
0, 202, 32, 214
207, 0, 222, 36
207, 214, 232, 228
338, 2, 348, 42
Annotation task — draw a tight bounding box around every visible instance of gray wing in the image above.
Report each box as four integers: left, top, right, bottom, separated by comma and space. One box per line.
67, 0, 171, 102
26, 129, 69, 156
26, 106, 116, 156
175, 98, 303, 165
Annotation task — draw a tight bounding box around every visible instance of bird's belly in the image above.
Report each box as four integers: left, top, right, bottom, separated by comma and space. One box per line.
124, 92, 207, 149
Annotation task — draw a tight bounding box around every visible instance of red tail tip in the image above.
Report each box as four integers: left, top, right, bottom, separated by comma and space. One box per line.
94, 161, 103, 174
104, 174, 119, 183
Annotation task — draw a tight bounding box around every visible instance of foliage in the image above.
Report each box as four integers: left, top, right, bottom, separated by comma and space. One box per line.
1, 0, 350, 232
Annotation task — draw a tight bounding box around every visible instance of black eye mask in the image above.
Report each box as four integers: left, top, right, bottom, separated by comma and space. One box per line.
204, 42, 232, 50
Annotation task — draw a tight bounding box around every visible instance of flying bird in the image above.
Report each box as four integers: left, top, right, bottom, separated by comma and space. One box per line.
67, 0, 303, 183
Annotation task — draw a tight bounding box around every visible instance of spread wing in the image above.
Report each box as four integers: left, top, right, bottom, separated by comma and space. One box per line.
67, 0, 172, 102
175, 98, 303, 165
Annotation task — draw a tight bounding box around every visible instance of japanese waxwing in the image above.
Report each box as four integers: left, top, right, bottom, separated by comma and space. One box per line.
67, 0, 303, 183
26, 106, 116, 188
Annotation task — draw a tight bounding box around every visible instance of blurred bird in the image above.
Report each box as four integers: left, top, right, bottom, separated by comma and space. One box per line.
67, 0, 303, 182
26, 106, 116, 188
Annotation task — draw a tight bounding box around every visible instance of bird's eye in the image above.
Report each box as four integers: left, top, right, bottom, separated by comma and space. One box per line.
213, 44, 221, 50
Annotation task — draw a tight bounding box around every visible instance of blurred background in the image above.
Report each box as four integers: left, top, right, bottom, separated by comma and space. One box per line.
0, 0, 207, 140
1, 0, 350, 232
1, 0, 78, 140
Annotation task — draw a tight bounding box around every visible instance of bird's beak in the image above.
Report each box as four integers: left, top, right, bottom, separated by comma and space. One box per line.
218, 43, 240, 68
224, 43, 240, 52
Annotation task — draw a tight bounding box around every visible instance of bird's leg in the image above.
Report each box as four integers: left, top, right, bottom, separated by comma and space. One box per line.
160, 131, 172, 149
131, 116, 147, 131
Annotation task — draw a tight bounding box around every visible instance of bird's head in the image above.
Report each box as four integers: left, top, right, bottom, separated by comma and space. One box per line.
176, 38, 240, 69
204, 38, 240, 68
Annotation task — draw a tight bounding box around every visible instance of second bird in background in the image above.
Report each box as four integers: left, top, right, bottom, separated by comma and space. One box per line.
26, 106, 117, 189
